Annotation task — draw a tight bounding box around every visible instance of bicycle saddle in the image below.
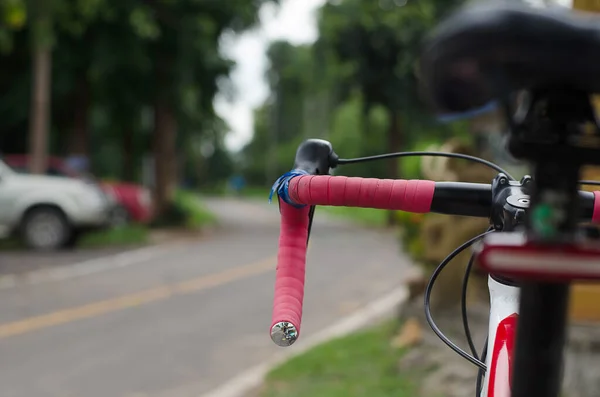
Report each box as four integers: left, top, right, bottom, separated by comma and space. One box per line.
419, 2, 600, 114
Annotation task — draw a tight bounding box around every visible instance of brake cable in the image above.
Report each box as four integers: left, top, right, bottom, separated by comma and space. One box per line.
337, 151, 516, 180
424, 230, 494, 371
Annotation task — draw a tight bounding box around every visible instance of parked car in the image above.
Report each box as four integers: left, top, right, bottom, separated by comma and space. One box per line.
3, 155, 153, 226
0, 159, 110, 250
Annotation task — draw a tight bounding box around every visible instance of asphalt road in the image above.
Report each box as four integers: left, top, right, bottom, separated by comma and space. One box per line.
0, 197, 415, 397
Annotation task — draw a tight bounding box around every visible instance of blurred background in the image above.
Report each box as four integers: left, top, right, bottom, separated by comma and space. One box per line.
0, 0, 536, 239
4, 1, 600, 397
0, 0, 570, 251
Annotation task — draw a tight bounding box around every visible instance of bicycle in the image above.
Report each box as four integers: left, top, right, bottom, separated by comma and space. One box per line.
267, 3, 600, 397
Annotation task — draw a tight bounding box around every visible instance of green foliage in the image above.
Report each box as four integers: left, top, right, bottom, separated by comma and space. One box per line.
315, 0, 465, 114
328, 92, 387, 177
128, 5, 159, 39
266, 41, 314, 143
0, 0, 26, 53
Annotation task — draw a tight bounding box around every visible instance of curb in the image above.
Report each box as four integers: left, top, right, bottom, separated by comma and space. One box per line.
198, 286, 409, 397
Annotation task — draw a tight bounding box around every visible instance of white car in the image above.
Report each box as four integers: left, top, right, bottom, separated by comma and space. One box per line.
0, 160, 111, 250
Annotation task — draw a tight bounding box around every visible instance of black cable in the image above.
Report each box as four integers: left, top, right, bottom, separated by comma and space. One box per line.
424, 230, 494, 371
461, 226, 494, 361
476, 336, 488, 396
306, 206, 316, 246
337, 151, 515, 180
337, 151, 600, 187
461, 252, 479, 360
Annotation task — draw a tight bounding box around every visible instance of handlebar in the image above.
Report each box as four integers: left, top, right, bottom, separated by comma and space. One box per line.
269, 174, 600, 347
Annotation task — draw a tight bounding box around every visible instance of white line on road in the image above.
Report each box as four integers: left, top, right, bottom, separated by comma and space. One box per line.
0, 244, 185, 291
198, 286, 409, 397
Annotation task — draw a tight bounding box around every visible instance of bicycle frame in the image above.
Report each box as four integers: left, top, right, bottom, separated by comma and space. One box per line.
481, 276, 519, 397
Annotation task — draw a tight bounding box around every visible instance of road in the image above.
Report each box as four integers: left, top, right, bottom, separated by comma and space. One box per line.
0, 197, 415, 397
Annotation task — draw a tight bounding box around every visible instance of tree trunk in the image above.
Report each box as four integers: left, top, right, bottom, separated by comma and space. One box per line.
386, 109, 402, 226
122, 122, 135, 182
68, 76, 90, 156
28, 47, 52, 174
152, 100, 178, 218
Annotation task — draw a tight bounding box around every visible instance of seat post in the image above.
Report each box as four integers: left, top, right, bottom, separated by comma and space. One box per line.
511, 162, 578, 397
505, 89, 599, 397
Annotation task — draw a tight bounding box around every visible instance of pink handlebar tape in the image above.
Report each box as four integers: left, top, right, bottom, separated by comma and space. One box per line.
270, 199, 310, 347
270, 175, 435, 347
289, 175, 435, 212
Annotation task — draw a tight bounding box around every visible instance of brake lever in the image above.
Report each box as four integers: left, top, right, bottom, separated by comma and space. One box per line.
271, 138, 338, 247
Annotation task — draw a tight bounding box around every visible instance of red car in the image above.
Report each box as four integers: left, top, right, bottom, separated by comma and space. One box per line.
4, 155, 153, 225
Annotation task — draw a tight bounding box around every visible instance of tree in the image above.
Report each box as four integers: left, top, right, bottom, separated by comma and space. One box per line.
138, 0, 276, 217
316, 0, 463, 223
241, 0, 466, 192
241, 39, 341, 185
0, 0, 276, 212
265, 41, 313, 143
1, 0, 109, 167
52, 0, 109, 158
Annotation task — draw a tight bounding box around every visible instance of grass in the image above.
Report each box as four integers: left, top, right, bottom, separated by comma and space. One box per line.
317, 206, 388, 228
79, 224, 149, 247
173, 190, 218, 229
232, 184, 389, 227
258, 320, 415, 397
0, 224, 150, 250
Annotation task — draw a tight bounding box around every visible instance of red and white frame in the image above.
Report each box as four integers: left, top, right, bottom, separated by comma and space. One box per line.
481, 276, 519, 397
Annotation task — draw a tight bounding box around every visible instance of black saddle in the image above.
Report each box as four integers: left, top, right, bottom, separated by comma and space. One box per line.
419, 2, 600, 115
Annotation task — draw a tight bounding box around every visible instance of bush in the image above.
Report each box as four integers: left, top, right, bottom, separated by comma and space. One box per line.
151, 190, 216, 230
396, 211, 426, 260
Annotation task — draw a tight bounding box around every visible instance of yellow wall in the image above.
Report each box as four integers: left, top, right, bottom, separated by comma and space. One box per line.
569, 0, 600, 323
573, 0, 600, 11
